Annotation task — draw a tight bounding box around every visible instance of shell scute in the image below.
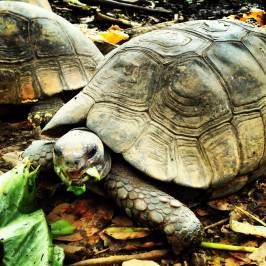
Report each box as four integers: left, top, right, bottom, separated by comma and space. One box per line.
172, 20, 248, 41
0, 13, 32, 63
85, 50, 159, 111
30, 18, 74, 57
206, 41, 266, 107
149, 57, 231, 135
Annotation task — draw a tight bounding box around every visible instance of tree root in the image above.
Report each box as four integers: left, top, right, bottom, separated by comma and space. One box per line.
67, 249, 168, 265
85, 0, 172, 14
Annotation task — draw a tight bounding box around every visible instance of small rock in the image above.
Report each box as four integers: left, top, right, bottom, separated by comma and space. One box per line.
122, 259, 160, 266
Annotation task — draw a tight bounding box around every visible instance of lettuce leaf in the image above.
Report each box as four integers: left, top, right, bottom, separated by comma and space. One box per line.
0, 161, 64, 266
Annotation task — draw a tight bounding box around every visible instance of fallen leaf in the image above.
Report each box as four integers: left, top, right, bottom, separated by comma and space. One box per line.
58, 244, 86, 255
104, 227, 150, 240
230, 220, 266, 238
208, 198, 232, 211
99, 25, 129, 44
249, 242, 266, 266
122, 259, 160, 266
224, 257, 243, 266
111, 215, 134, 227
196, 208, 209, 216
54, 232, 83, 242
99, 231, 163, 252
47, 199, 113, 242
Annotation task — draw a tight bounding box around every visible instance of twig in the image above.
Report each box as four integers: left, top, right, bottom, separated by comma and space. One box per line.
85, 0, 172, 14
95, 12, 137, 27
67, 249, 168, 265
200, 242, 257, 252
204, 218, 229, 230
93, 248, 110, 256
235, 206, 266, 227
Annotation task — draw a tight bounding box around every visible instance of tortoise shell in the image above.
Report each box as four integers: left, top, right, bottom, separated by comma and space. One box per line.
0, 0, 52, 11
46, 19, 266, 189
0, 2, 103, 104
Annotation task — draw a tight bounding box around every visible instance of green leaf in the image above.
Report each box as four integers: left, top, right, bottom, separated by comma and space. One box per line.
0, 160, 38, 226
0, 210, 65, 265
50, 219, 75, 236
0, 161, 64, 266
51, 245, 65, 266
67, 184, 86, 195
86, 167, 101, 181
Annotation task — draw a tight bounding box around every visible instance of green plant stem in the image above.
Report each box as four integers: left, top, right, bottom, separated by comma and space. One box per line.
200, 242, 257, 252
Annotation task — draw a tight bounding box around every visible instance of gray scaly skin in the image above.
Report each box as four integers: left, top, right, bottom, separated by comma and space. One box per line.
23, 129, 202, 255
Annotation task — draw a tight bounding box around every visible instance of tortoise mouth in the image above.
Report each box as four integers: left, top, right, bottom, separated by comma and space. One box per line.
55, 165, 102, 186
67, 169, 84, 180
65, 170, 90, 185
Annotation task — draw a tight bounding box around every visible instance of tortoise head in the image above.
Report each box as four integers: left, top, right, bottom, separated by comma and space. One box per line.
53, 129, 111, 187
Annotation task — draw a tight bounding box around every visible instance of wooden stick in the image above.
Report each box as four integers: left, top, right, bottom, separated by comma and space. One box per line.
85, 0, 172, 14
204, 218, 229, 230
67, 249, 168, 265
235, 206, 266, 227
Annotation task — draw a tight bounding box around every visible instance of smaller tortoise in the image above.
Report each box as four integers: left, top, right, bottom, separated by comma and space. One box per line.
0, 2, 103, 125
24, 19, 266, 254
0, 0, 52, 11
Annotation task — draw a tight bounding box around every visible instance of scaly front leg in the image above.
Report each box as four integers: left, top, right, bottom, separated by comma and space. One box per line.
103, 160, 203, 255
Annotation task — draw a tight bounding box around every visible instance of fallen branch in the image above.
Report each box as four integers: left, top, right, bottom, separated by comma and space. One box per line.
67, 249, 168, 265
204, 218, 229, 230
200, 242, 257, 253
85, 0, 172, 14
235, 206, 266, 226
95, 12, 139, 27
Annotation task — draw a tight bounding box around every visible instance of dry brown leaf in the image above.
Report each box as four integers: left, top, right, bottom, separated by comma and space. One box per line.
111, 216, 134, 227
47, 199, 113, 242
208, 198, 232, 211
122, 259, 160, 266
196, 208, 209, 217
47, 203, 72, 222
54, 232, 83, 242
104, 227, 150, 240
99, 231, 163, 252
230, 220, 266, 238
58, 244, 86, 255
212, 256, 222, 266
224, 257, 243, 266
249, 242, 266, 266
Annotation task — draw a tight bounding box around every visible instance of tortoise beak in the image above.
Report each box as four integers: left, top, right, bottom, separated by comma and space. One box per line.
66, 166, 101, 185
67, 169, 83, 180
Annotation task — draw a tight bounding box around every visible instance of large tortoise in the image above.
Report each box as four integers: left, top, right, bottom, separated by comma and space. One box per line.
0, 2, 103, 124
24, 19, 266, 254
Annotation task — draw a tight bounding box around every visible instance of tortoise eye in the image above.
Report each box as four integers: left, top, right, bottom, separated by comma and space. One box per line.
88, 146, 97, 158
54, 145, 62, 156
